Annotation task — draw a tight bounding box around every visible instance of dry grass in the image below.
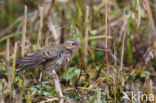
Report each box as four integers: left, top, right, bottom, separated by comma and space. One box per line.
0, 0, 156, 102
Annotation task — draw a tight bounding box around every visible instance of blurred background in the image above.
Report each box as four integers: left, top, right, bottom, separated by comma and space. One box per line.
0, 0, 156, 102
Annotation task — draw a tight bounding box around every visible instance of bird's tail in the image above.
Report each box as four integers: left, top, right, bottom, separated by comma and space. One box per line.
16, 62, 38, 72
16, 54, 41, 72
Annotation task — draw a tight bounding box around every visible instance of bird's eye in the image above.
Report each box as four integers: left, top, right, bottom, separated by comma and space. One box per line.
72, 42, 75, 45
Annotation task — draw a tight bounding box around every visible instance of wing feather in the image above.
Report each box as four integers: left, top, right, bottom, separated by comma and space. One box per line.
16, 44, 64, 71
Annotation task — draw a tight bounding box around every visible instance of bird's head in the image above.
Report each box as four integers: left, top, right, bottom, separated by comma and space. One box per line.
64, 39, 81, 51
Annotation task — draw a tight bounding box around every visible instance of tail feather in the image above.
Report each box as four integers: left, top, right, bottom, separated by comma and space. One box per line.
16, 55, 42, 72
16, 62, 41, 72
16, 54, 40, 63
16, 50, 52, 72
16, 59, 36, 63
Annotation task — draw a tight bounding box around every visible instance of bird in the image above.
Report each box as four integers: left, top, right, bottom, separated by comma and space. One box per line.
16, 39, 81, 72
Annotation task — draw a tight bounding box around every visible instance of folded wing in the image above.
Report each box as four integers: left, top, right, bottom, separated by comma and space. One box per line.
16, 45, 63, 72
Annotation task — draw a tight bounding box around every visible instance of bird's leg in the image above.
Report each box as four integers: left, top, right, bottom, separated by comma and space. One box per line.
39, 72, 43, 82
39, 69, 46, 82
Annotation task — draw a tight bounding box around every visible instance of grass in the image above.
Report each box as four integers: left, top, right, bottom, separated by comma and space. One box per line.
0, 0, 156, 103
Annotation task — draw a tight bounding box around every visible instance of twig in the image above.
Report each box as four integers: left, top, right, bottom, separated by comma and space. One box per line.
143, 0, 156, 53
44, 31, 50, 47
46, 70, 64, 103
20, 6, 27, 101
143, 0, 156, 32
120, 29, 126, 71
104, 0, 109, 71
9, 42, 18, 102
37, 6, 44, 49
60, 9, 65, 73
0, 32, 21, 43
60, 9, 65, 44
136, 0, 141, 30
119, 13, 130, 71
5, 39, 10, 69
12, 42, 18, 82
5, 39, 11, 90
84, 6, 89, 71
53, 70, 64, 103
48, 17, 60, 43
43, 0, 55, 21
40, 98, 58, 103
0, 11, 38, 38
0, 18, 21, 38
21, 5, 27, 57
113, 42, 117, 66
90, 47, 111, 51
105, 0, 108, 49
82, 35, 112, 42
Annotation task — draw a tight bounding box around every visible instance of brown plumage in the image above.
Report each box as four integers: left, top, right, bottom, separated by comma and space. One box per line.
16, 39, 81, 72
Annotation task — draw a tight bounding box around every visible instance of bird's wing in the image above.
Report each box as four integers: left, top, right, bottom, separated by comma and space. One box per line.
16, 44, 63, 71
